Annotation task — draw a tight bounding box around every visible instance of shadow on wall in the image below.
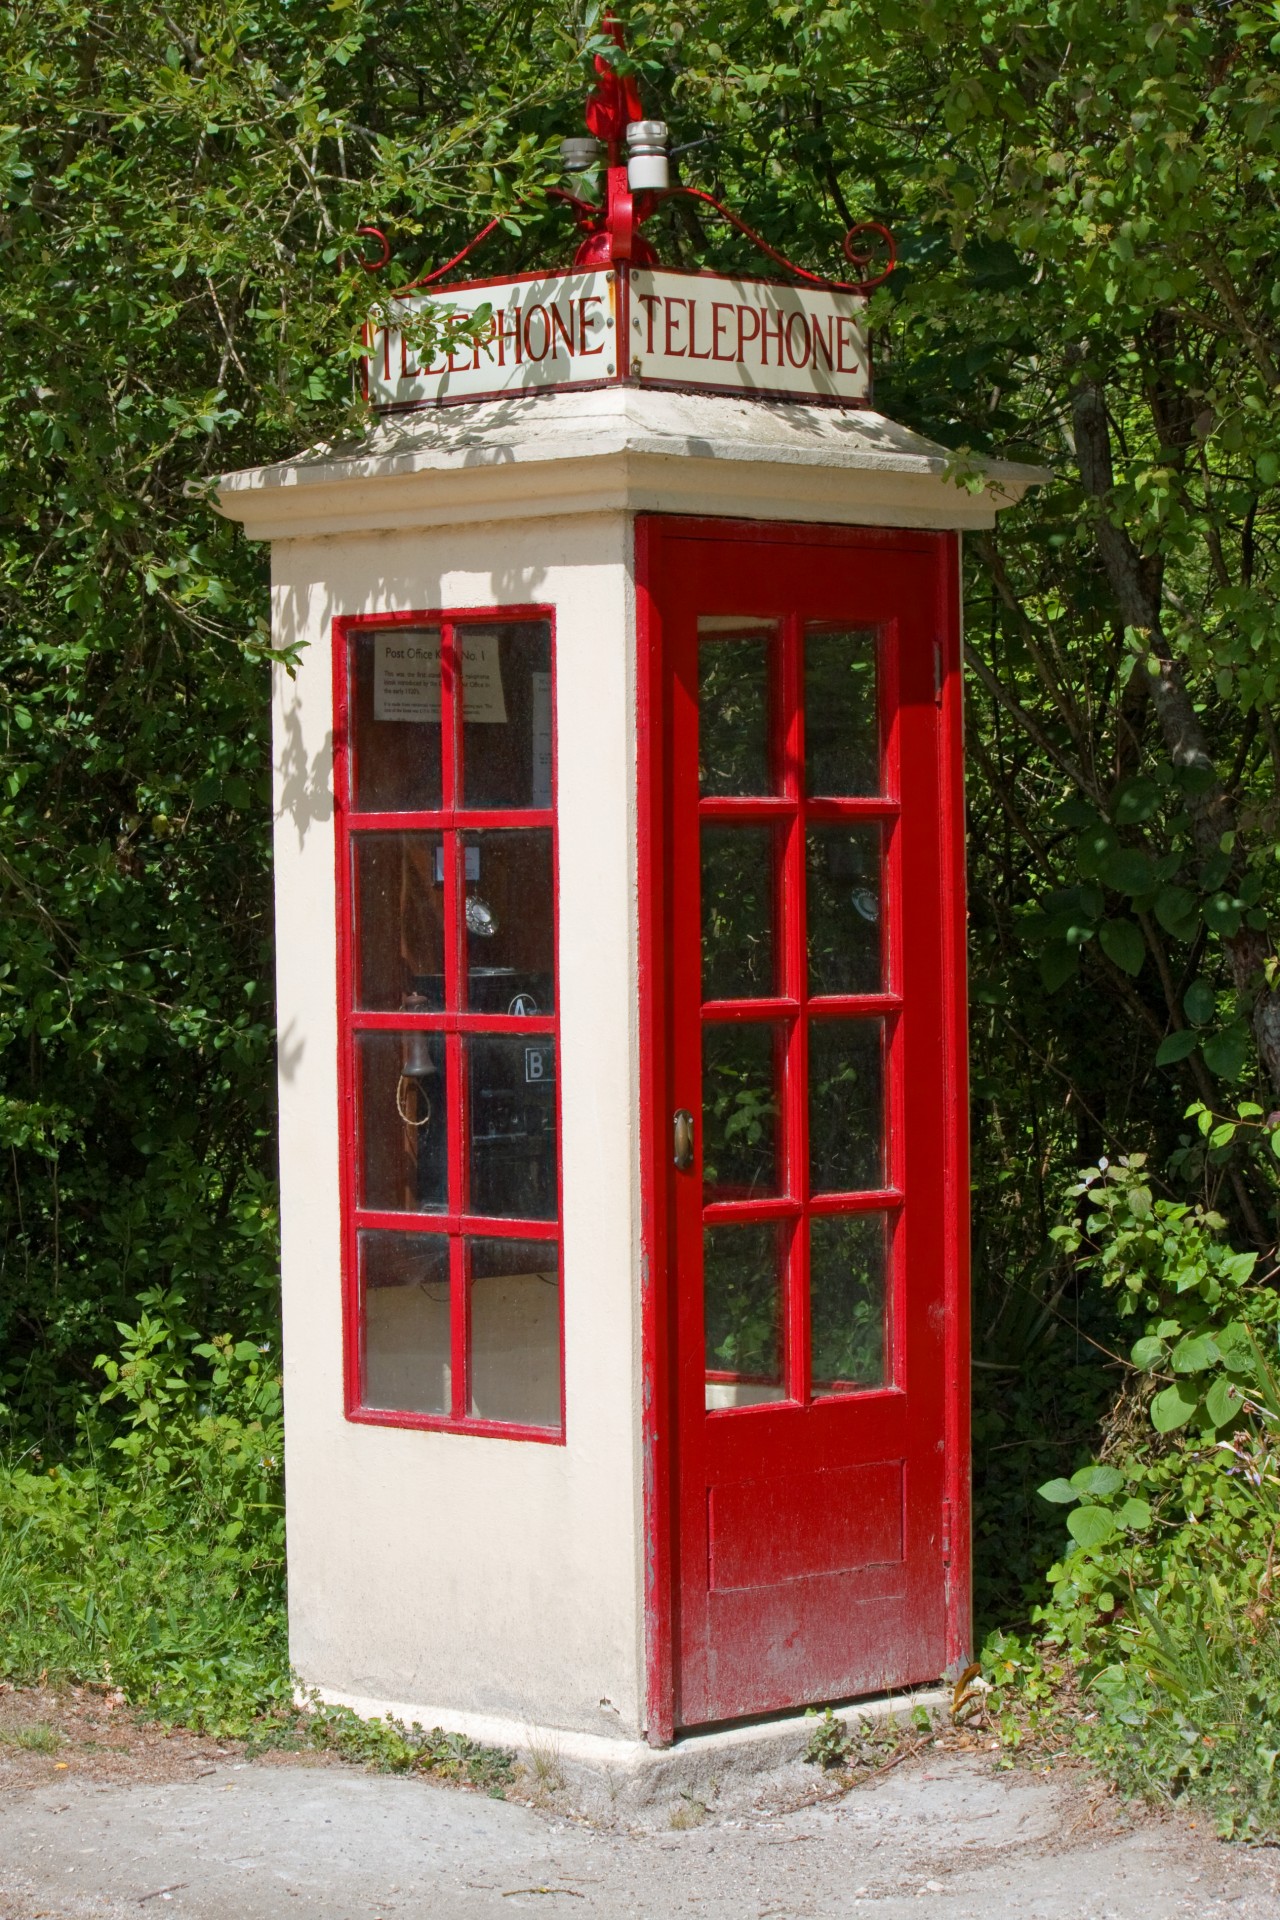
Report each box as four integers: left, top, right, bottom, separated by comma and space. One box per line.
277, 1015, 306, 1088
273, 538, 557, 848
277, 688, 334, 851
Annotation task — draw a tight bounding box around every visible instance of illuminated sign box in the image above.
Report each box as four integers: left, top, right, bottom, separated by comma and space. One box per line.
366, 265, 870, 413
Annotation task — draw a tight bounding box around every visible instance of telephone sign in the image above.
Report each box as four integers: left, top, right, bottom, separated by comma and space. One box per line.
366, 266, 869, 414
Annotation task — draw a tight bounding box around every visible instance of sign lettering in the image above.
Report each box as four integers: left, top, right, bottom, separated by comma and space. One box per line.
366, 267, 868, 411
371, 630, 507, 723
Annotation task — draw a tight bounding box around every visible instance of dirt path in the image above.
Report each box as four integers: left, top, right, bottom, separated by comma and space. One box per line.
1, 1686, 1278, 1919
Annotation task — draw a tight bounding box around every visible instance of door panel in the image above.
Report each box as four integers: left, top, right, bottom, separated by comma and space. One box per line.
639, 517, 963, 1732
709, 1460, 904, 1589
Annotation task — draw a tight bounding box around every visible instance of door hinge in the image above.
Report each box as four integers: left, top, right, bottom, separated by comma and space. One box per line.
932, 638, 944, 706
941, 1497, 953, 1565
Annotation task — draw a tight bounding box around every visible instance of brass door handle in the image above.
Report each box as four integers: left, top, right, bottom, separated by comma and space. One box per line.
673, 1109, 695, 1171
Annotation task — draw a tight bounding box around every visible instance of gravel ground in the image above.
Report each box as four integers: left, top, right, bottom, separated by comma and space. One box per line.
1, 1684, 1278, 1919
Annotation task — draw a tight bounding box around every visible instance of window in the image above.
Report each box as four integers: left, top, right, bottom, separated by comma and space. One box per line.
696, 614, 899, 1411
335, 610, 562, 1439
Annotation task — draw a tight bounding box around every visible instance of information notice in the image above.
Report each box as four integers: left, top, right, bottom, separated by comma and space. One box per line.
372, 630, 507, 724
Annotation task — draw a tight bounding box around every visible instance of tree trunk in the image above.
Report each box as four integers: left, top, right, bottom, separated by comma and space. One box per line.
1069, 357, 1280, 1102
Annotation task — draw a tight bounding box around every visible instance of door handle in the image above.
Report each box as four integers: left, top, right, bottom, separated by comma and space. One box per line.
673, 1108, 695, 1171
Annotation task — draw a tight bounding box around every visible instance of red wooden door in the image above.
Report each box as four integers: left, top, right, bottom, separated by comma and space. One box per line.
638, 518, 968, 1732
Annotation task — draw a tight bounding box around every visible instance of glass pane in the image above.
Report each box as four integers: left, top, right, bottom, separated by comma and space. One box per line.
461, 622, 553, 811
704, 1221, 786, 1409
810, 1213, 890, 1396
806, 824, 883, 996
353, 832, 445, 1012
804, 625, 879, 796
360, 1230, 450, 1415
463, 830, 555, 1014
698, 617, 776, 796
701, 826, 776, 1002
350, 628, 443, 813
702, 1021, 783, 1200
357, 1031, 448, 1213
467, 1036, 557, 1220
468, 1238, 561, 1429
809, 1017, 884, 1193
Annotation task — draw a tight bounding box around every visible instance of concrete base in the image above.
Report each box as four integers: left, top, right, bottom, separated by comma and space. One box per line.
313, 1682, 954, 1817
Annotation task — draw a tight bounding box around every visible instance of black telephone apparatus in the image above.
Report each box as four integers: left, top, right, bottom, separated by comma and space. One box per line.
401, 962, 555, 1218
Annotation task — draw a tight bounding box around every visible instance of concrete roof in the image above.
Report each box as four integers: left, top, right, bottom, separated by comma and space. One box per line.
216, 384, 1052, 540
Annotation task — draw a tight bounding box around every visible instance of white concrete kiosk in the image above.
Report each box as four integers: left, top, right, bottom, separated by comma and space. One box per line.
218, 359, 1044, 1754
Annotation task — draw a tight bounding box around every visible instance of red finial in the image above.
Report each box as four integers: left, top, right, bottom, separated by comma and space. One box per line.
584, 13, 643, 157
380, 14, 895, 294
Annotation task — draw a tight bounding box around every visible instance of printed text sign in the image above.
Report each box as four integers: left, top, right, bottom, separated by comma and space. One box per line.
366, 268, 868, 411
628, 270, 868, 402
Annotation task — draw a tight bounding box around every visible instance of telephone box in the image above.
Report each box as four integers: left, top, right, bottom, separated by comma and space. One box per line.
216, 124, 1045, 1751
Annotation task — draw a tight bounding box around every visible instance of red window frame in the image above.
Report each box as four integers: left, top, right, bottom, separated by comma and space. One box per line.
332, 605, 565, 1443
694, 609, 906, 1402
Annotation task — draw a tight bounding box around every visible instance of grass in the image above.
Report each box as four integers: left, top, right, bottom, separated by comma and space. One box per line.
0, 1722, 61, 1752
0, 1452, 294, 1738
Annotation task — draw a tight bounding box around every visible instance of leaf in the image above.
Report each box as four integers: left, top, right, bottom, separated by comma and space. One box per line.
1171, 1333, 1220, 1374
1039, 945, 1078, 993
1099, 847, 1155, 896
1151, 1382, 1201, 1432
1076, 825, 1119, 880
1130, 1335, 1166, 1370
1067, 1505, 1117, 1550
1202, 1025, 1250, 1081
1204, 1376, 1243, 1428
1112, 777, 1161, 824
1184, 979, 1216, 1026
1155, 1030, 1198, 1065
961, 238, 1032, 289
1070, 1463, 1125, 1497
1203, 893, 1242, 937
1037, 1477, 1080, 1504
1116, 1498, 1152, 1531
1153, 884, 1197, 937
1098, 919, 1145, 975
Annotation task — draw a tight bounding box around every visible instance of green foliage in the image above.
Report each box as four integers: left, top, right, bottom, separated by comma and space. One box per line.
802, 1698, 937, 1775
0, 1293, 525, 1779
803, 1705, 856, 1770
0, 0, 584, 1443
1, 1721, 61, 1752
986, 1171, 1280, 1835
0, 1293, 289, 1735
643, 0, 1280, 1631
308, 1704, 515, 1792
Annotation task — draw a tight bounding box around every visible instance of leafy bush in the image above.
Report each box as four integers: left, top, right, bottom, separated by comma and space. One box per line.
992, 1156, 1280, 1836
0, 1289, 290, 1736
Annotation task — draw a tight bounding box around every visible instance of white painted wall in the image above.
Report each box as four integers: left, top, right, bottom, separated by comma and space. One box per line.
270, 511, 644, 1740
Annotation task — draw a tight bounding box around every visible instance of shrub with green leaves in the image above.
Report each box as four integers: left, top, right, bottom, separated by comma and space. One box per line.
1007, 1156, 1280, 1836
0, 1290, 290, 1735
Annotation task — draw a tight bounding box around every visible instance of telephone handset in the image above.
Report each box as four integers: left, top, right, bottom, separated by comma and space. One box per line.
397, 999, 439, 1133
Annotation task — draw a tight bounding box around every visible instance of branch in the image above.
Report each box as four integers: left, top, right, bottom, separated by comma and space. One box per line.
961, 637, 1098, 801
972, 530, 1097, 784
